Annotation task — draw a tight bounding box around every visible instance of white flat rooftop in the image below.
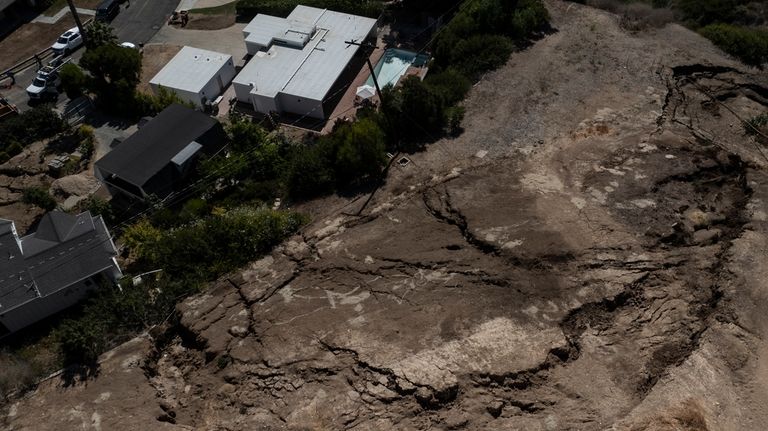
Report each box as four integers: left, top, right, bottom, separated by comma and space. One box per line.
234, 5, 377, 101
150, 46, 233, 94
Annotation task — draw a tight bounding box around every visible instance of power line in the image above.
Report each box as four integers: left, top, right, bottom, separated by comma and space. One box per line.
0, 2, 473, 303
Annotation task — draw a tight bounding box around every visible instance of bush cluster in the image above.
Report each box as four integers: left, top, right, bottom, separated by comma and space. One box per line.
745, 112, 768, 136
236, 0, 383, 19
22, 187, 57, 211
0, 105, 65, 163
199, 116, 387, 201
133, 86, 196, 117
124, 206, 306, 281
699, 23, 768, 67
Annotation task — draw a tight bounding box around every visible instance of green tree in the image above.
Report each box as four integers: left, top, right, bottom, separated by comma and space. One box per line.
425, 68, 472, 106
329, 118, 386, 184
59, 63, 87, 99
80, 44, 142, 114
227, 116, 269, 151
0, 105, 65, 150
82, 197, 115, 224
55, 315, 106, 364
121, 219, 163, 262
382, 76, 446, 146
284, 145, 336, 199
84, 21, 117, 49
22, 187, 56, 211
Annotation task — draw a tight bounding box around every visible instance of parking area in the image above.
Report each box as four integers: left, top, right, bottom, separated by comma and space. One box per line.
0, 0, 178, 113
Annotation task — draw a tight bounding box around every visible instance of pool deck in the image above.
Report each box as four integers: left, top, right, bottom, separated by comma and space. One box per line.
321, 45, 386, 134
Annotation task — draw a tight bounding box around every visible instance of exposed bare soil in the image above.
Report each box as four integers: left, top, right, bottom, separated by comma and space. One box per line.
5, 1, 768, 430
137, 43, 183, 94
184, 13, 236, 31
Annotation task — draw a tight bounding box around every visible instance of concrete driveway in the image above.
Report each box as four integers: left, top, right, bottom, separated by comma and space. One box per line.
148, 22, 247, 65
111, 0, 178, 46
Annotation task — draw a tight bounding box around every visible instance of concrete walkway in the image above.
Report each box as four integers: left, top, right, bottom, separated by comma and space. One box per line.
31, 7, 95, 24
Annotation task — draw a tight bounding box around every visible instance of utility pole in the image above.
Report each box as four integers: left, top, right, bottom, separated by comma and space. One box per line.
345, 39, 383, 103
65, 0, 87, 43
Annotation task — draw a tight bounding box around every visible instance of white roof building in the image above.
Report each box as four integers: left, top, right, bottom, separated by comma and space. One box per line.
150, 46, 237, 108
233, 5, 378, 120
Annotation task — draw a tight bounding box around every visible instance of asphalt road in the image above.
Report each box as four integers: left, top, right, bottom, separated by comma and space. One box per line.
2, 0, 178, 112
111, 0, 178, 46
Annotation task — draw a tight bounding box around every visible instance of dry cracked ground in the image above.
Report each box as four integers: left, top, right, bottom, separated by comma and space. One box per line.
5, 1, 768, 430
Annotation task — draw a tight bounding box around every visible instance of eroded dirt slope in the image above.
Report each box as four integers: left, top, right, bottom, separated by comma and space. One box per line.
5, 1, 768, 430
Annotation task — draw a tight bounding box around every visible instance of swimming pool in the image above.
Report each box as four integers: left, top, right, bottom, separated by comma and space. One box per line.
365, 48, 429, 89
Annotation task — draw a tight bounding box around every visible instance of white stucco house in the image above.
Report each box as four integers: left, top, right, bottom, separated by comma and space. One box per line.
150, 46, 237, 108
233, 5, 378, 119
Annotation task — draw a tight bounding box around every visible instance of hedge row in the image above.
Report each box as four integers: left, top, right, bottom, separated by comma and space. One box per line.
236, 0, 383, 19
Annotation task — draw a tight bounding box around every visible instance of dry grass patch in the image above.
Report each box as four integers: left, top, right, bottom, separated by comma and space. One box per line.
137, 43, 183, 94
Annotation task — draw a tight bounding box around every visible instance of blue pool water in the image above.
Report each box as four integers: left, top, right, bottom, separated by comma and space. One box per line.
365, 49, 429, 88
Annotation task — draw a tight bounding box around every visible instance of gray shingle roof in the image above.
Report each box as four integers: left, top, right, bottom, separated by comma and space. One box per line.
0, 211, 119, 314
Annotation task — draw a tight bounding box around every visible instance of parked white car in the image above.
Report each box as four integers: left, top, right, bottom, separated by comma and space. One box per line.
51, 27, 83, 55
26, 67, 61, 100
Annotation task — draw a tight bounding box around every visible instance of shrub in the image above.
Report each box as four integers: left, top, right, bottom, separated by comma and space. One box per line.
22, 187, 56, 211
178, 198, 210, 222
76, 124, 96, 157
54, 315, 106, 364
425, 68, 472, 106
745, 112, 768, 136
284, 145, 336, 199
450, 34, 515, 78
676, 0, 753, 27
699, 23, 768, 67
59, 63, 87, 99
139, 207, 306, 280
327, 118, 387, 185
445, 106, 466, 136
0, 105, 65, 151
133, 87, 196, 117
7, 142, 23, 157
511, 0, 550, 39
82, 197, 115, 224
383, 76, 447, 144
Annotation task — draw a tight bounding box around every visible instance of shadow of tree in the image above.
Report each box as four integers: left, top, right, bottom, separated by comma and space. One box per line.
60, 361, 101, 387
